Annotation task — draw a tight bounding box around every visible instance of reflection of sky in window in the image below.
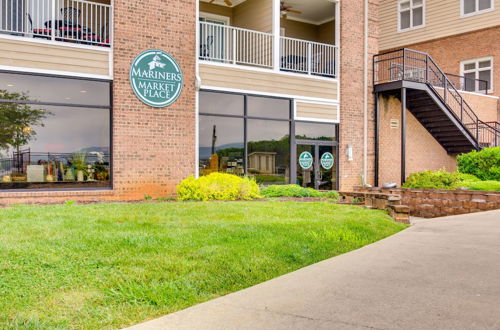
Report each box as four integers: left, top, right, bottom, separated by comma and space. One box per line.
0, 73, 110, 106
199, 92, 243, 116
247, 97, 290, 119
296, 122, 336, 139
1, 106, 109, 154
247, 119, 289, 141
199, 116, 243, 160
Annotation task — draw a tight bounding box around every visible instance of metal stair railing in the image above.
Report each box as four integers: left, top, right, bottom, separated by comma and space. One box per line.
374, 48, 500, 148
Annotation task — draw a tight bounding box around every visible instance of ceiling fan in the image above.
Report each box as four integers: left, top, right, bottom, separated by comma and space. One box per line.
209, 0, 233, 6
281, 1, 302, 18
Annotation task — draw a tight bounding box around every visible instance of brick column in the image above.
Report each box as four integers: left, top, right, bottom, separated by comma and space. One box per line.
112, 1, 197, 199
339, 0, 379, 190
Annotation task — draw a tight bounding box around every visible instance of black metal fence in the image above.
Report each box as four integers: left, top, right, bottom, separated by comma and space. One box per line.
374, 48, 500, 149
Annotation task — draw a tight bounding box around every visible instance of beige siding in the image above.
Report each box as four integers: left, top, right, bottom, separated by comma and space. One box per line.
199, 63, 338, 100
233, 0, 272, 33
280, 19, 335, 44
296, 102, 338, 121
199, 2, 233, 21
380, 0, 500, 51
0, 38, 109, 76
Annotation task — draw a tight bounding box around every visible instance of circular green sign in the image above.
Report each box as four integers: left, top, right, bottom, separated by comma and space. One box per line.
299, 151, 313, 169
130, 49, 183, 108
320, 152, 334, 170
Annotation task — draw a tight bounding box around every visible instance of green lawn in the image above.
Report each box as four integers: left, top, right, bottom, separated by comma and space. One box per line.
0, 201, 406, 329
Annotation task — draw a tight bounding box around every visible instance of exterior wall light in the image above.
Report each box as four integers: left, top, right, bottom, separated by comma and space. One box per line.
347, 144, 353, 161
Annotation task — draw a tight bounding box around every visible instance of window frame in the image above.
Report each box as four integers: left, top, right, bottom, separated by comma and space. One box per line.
198, 89, 339, 186
0, 70, 113, 191
460, 57, 494, 93
397, 0, 426, 33
460, 0, 494, 18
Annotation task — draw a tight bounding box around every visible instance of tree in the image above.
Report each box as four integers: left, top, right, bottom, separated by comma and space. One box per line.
0, 90, 50, 155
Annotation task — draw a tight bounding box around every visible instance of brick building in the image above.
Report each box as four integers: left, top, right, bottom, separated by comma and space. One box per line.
376, 0, 500, 185
0, 0, 498, 204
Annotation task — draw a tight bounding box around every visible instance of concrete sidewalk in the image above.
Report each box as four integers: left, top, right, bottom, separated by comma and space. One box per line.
128, 210, 500, 330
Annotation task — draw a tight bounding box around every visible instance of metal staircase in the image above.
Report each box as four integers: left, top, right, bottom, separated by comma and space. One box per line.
373, 49, 500, 154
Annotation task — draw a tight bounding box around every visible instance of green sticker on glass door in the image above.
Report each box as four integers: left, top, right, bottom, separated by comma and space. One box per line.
299, 151, 313, 169
320, 152, 334, 170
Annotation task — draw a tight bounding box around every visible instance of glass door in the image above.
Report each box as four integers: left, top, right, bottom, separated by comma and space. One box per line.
296, 144, 315, 189
296, 142, 338, 190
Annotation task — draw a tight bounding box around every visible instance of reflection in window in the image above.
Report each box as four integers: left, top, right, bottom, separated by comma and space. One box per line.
199, 91, 244, 116
295, 122, 336, 141
247, 120, 290, 184
247, 96, 290, 119
0, 73, 111, 190
199, 115, 244, 176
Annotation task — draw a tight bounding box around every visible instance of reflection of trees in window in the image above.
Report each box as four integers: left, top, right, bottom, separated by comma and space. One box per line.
0, 90, 50, 155
248, 135, 290, 166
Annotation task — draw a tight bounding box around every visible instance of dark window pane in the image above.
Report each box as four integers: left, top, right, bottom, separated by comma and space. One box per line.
0, 104, 110, 189
295, 122, 337, 141
199, 91, 244, 116
413, 7, 423, 26
463, 0, 476, 14
478, 70, 491, 91
0, 73, 110, 106
247, 119, 290, 184
478, 0, 491, 10
400, 10, 411, 29
247, 96, 290, 119
464, 72, 476, 92
199, 115, 244, 175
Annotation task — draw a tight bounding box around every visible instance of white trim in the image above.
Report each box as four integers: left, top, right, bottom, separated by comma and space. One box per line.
284, 16, 335, 26
273, 0, 281, 71
109, 0, 115, 79
199, 60, 339, 83
460, 56, 494, 93
0, 33, 111, 53
196, 1, 201, 178
202, 85, 339, 104
397, 0, 425, 33
199, 12, 231, 25
0, 64, 112, 80
460, 0, 495, 18
293, 99, 340, 123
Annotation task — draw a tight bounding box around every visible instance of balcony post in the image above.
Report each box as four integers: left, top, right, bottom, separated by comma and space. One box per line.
401, 87, 407, 185
232, 28, 237, 65
51, 0, 56, 41
272, 0, 281, 71
307, 43, 312, 75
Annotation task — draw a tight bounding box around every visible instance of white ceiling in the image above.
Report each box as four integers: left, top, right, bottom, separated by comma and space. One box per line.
283, 0, 336, 24
200, 0, 246, 7
200, 0, 336, 24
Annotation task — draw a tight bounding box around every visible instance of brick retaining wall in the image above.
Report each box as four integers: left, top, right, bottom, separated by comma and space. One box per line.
355, 187, 500, 218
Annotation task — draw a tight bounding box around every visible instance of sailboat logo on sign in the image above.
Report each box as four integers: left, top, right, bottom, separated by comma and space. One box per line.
130, 49, 184, 108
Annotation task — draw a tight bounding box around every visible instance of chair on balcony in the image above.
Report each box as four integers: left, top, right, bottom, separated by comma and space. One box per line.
200, 35, 214, 58
27, 14, 52, 39
59, 7, 82, 40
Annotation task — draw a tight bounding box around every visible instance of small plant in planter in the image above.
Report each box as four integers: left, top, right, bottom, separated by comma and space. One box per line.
70, 153, 87, 182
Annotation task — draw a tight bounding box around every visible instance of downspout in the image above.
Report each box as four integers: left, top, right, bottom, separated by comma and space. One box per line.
363, 0, 369, 185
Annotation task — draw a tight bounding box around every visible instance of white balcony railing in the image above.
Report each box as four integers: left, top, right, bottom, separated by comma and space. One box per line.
280, 37, 338, 78
199, 21, 274, 68
199, 21, 338, 78
0, 0, 111, 47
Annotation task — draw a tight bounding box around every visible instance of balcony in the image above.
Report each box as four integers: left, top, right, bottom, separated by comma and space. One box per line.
199, 0, 338, 78
0, 0, 111, 47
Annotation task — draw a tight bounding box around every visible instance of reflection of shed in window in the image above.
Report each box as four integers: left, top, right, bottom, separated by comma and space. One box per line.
248, 152, 277, 174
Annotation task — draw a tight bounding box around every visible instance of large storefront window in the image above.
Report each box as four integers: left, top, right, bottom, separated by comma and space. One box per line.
199, 91, 337, 188
0, 72, 111, 190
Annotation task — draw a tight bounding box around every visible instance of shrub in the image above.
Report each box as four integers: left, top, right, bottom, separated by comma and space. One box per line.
464, 180, 500, 192
403, 170, 480, 190
261, 184, 339, 200
457, 147, 500, 181
177, 173, 261, 201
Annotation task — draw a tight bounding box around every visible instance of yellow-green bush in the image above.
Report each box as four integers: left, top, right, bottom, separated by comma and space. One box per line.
177, 173, 261, 201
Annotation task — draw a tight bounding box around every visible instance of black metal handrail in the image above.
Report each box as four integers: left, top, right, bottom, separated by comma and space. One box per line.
374, 48, 500, 149
445, 73, 489, 95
